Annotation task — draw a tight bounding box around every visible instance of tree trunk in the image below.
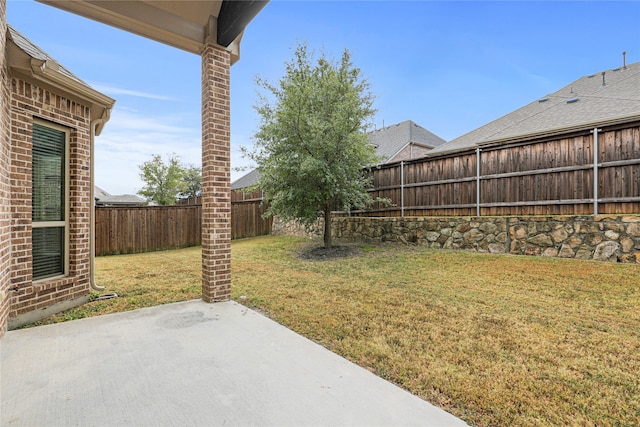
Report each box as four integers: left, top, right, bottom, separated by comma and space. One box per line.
323, 207, 332, 248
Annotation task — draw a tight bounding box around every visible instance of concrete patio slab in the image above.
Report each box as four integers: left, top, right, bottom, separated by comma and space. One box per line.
1, 300, 468, 426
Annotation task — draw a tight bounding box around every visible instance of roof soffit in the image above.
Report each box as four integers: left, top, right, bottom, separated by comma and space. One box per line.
36, 0, 268, 63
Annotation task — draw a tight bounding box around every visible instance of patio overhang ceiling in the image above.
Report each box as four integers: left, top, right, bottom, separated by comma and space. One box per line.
36, 0, 269, 63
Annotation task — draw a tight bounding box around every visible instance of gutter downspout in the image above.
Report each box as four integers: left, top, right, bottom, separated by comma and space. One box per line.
90, 118, 106, 291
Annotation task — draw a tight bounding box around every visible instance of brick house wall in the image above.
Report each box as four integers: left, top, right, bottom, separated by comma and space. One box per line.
389, 143, 432, 163
7, 76, 94, 328
0, 0, 11, 337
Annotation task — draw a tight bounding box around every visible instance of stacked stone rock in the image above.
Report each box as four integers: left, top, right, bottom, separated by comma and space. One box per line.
273, 216, 640, 263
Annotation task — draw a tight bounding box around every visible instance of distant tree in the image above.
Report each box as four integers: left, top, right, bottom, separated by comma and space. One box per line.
138, 153, 187, 205
179, 165, 202, 200
248, 43, 380, 248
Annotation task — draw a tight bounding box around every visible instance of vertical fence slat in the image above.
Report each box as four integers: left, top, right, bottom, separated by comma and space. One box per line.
96, 196, 272, 256
593, 127, 600, 216
476, 147, 481, 217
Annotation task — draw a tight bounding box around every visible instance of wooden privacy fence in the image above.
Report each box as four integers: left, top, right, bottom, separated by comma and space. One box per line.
95, 190, 271, 255
95, 121, 639, 255
95, 205, 202, 255
343, 121, 640, 217
231, 188, 272, 239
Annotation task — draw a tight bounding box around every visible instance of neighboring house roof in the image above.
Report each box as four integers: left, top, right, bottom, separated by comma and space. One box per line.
231, 169, 260, 191
95, 186, 146, 206
6, 25, 115, 134
369, 120, 446, 162
430, 61, 640, 155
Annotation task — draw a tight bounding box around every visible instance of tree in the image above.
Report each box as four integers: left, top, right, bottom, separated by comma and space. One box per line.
138, 153, 191, 205
248, 43, 380, 248
178, 165, 202, 200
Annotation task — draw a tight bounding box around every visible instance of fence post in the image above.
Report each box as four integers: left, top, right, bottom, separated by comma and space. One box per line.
592, 127, 600, 216
400, 161, 405, 218
476, 147, 481, 217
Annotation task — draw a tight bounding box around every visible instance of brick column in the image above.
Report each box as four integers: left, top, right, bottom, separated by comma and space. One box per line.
200, 43, 231, 302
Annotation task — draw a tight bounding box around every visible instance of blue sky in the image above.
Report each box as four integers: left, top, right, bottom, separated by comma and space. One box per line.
8, 0, 640, 195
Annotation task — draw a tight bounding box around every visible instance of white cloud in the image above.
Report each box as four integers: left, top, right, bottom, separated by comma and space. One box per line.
90, 83, 176, 101
95, 109, 201, 195
95, 109, 255, 194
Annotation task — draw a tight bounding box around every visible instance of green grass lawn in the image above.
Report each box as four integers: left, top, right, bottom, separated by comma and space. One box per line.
35, 236, 640, 426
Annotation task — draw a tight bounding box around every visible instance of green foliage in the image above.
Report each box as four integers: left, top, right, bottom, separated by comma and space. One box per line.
248, 43, 380, 247
137, 153, 201, 205
179, 165, 202, 199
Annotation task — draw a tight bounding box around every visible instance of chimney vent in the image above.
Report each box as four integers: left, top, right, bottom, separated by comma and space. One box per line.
623, 51, 627, 69
601, 71, 606, 86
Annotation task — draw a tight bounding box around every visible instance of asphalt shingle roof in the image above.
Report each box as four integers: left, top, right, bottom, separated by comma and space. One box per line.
7, 25, 87, 85
231, 169, 260, 191
369, 120, 446, 162
95, 186, 145, 206
430, 61, 640, 155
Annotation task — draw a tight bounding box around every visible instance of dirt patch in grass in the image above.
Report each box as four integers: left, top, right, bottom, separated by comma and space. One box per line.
297, 243, 361, 261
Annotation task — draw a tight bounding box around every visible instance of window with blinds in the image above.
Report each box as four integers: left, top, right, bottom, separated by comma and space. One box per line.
32, 122, 68, 281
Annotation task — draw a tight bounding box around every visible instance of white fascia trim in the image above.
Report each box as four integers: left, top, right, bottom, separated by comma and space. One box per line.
30, 58, 115, 134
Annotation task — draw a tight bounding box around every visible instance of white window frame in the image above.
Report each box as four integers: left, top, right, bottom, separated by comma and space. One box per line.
32, 119, 70, 282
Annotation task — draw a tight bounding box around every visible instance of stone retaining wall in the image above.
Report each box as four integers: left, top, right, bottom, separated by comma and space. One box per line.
273, 215, 640, 263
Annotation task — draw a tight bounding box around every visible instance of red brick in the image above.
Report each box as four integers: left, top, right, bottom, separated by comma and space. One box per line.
201, 43, 232, 303
3, 72, 93, 333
